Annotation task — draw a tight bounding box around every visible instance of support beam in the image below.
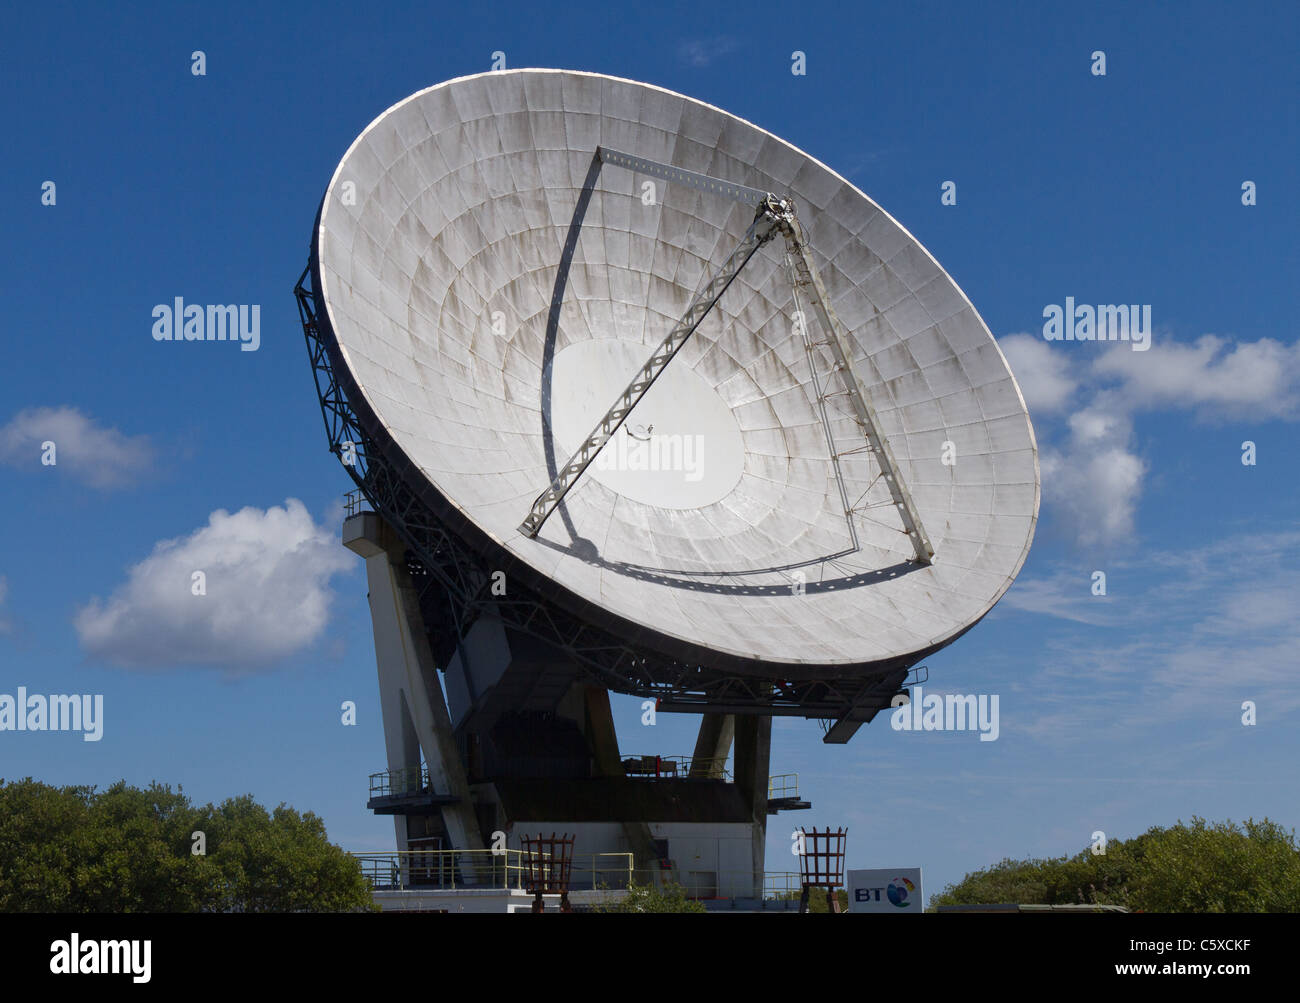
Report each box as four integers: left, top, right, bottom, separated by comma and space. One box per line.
733, 715, 772, 899
583, 686, 623, 778
345, 511, 486, 875
787, 251, 859, 549
597, 146, 771, 207
690, 713, 735, 777
519, 197, 789, 538
822, 718, 863, 745
780, 217, 936, 564
582, 687, 662, 877
822, 669, 912, 744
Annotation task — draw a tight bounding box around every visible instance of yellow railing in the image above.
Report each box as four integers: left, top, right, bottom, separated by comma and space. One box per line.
351, 850, 634, 892
352, 852, 802, 901
768, 773, 800, 799
628, 868, 805, 900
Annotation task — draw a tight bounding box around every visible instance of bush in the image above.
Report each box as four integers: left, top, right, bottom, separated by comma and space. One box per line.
593, 879, 708, 913
0, 777, 375, 912
928, 817, 1300, 913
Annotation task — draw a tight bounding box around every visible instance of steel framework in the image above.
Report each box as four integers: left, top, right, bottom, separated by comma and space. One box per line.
585, 147, 935, 563
296, 255, 924, 731
520, 195, 789, 538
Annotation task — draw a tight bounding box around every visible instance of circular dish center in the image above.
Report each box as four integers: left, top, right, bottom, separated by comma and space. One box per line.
549, 339, 745, 510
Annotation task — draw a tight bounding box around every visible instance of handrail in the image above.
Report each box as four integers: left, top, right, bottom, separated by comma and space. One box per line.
368, 765, 430, 797
688, 870, 803, 899
352, 852, 804, 902
767, 773, 800, 799
618, 758, 799, 799
623, 867, 806, 900
372, 763, 798, 803
344, 488, 368, 517
620, 754, 731, 780
350, 850, 634, 892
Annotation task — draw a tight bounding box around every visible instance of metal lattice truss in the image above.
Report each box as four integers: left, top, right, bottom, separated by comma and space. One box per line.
296, 265, 924, 729
597, 146, 771, 207
779, 214, 935, 563
522, 151, 934, 563
520, 195, 789, 538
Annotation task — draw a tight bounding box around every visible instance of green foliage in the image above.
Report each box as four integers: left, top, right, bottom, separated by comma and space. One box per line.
928, 817, 1300, 913
778, 887, 849, 912
0, 777, 375, 913
1131, 817, 1300, 912
594, 878, 708, 913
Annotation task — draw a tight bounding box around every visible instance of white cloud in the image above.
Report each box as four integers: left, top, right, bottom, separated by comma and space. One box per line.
998, 333, 1079, 416
1004, 529, 1300, 739
0, 406, 153, 489
997, 331, 1300, 548
1039, 394, 1146, 548
998, 335, 1143, 548
677, 36, 740, 67
75, 499, 352, 671
1094, 334, 1300, 420
996, 570, 1120, 626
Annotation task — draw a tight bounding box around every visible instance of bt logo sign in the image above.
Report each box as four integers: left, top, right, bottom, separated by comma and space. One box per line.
847, 869, 923, 914
854, 876, 915, 908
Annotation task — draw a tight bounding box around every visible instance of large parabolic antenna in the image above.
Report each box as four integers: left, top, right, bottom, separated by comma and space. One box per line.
299, 68, 1038, 737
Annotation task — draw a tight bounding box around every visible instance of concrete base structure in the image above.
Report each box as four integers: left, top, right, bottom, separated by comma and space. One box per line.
344, 510, 791, 901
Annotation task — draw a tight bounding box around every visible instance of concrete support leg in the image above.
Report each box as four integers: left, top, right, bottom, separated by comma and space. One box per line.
583, 687, 660, 882
690, 713, 734, 777
733, 715, 772, 900
345, 513, 485, 879
584, 686, 623, 777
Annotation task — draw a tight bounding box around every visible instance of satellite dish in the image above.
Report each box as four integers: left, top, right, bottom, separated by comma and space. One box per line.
307, 68, 1038, 698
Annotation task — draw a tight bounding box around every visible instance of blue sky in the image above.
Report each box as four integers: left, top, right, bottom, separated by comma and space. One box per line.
2, 1, 1296, 900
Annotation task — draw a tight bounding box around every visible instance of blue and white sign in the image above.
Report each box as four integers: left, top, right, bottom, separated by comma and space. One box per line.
847, 868, 924, 913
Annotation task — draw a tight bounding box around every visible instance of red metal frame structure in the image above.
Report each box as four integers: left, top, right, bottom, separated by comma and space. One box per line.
521, 833, 576, 913
798, 826, 847, 914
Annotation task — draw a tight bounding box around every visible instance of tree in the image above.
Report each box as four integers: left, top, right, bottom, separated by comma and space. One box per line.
593, 879, 708, 913
928, 817, 1300, 913
200, 794, 377, 912
1132, 817, 1300, 912
0, 778, 375, 912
